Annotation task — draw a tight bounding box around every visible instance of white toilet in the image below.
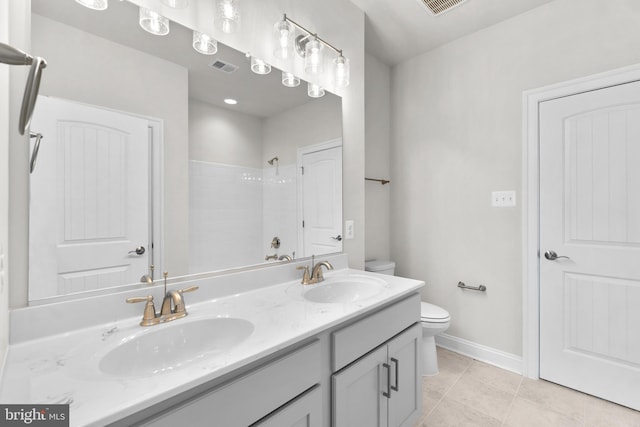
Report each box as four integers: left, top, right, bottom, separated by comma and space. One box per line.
364, 260, 451, 376
420, 302, 450, 376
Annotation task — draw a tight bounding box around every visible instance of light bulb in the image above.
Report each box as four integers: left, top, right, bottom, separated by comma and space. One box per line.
216, 0, 239, 34
307, 82, 325, 98
75, 0, 108, 10
251, 57, 271, 75
273, 19, 294, 59
193, 31, 218, 55
139, 7, 170, 36
282, 72, 300, 88
160, 0, 189, 8
334, 55, 350, 87
304, 37, 324, 75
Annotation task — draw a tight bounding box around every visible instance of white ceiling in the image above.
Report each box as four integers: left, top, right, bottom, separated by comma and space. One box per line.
350, 0, 554, 65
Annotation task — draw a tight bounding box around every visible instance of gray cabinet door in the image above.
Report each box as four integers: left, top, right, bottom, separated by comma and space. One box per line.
332, 345, 389, 427
252, 385, 323, 427
388, 324, 422, 427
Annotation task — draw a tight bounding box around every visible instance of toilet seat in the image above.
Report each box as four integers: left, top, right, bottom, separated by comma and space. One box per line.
420, 302, 450, 323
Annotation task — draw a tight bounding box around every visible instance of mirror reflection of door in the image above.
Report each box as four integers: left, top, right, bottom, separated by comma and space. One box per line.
298, 140, 343, 257
29, 96, 152, 300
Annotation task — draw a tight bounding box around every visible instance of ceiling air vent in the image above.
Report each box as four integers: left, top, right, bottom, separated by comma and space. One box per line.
420, 0, 468, 16
208, 59, 239, 74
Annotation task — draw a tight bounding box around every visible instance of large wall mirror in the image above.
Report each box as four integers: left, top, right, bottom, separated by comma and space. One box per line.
28, 0, 343, 304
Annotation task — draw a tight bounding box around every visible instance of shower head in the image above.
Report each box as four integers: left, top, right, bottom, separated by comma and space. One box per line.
267, 157, 279, 165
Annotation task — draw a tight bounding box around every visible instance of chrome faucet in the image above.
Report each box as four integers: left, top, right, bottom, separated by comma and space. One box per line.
297, 255, 333, 285
126, 272, 199, 326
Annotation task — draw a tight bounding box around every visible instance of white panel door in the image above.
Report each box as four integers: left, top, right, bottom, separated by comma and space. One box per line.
29, 96, 150, 300
539, 80, 640, 410
300, 144, 342, 257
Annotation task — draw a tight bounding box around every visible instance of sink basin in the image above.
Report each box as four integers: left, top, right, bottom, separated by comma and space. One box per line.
99, 318, 254, 376
303, 276, 386, 303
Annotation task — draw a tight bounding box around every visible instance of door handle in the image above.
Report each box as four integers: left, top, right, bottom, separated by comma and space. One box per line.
128, 246, 146, 256
390, 357, 399, 392
382, 363, 391, 398
544, 250, 570, 261
331, 235, 342, 241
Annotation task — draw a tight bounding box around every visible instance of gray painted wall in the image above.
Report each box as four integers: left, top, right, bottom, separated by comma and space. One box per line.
391, 0, 640, 356
364, 53, 391, 263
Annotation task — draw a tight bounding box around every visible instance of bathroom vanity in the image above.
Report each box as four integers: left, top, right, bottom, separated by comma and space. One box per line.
0, 255, 424, 427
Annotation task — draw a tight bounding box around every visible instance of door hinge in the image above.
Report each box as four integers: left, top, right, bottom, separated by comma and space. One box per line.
302, 220, 305, 228
301, 166, 305, 175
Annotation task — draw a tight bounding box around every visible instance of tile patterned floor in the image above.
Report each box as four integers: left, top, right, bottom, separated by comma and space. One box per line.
414, 347, 640, 427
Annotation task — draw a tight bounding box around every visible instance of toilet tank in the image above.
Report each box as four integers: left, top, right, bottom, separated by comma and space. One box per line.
364, 260, 396, 276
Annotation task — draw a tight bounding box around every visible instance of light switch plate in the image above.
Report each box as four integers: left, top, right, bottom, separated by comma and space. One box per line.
492, 191, 516, 207
345, 220, 354, 239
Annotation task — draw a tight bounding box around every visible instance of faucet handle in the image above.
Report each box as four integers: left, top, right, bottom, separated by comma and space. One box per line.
297, 265, 312, 285
126, 295, 158, 326
179, 285, 199, 294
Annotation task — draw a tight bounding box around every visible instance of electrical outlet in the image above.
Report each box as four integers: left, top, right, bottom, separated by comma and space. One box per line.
345, 220, 355, 240
492, 191, 516, 207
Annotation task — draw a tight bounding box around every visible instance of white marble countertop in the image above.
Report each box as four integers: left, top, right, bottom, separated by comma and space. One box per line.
0, 266, 423, 426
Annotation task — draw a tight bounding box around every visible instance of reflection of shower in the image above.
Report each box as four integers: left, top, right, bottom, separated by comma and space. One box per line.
267, 156, 279, 175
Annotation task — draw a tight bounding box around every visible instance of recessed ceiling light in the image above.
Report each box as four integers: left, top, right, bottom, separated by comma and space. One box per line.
224, 98, 238, 105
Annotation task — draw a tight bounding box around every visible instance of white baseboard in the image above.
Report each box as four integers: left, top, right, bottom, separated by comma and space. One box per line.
435, 333, 523, 375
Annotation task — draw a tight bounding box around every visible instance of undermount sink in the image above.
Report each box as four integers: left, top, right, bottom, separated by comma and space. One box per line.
99, 318, 254, 376
303, 275, 387, 303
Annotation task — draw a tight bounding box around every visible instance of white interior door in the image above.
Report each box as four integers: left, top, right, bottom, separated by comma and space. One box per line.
539, 80, 640, 410
298, 142, 342, 257
29, 96, 150, 300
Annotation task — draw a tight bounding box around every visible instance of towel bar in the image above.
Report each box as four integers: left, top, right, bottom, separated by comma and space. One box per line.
457, 281, 486, 292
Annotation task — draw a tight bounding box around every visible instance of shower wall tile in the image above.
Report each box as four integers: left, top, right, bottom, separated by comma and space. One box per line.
189, 161, 263, 273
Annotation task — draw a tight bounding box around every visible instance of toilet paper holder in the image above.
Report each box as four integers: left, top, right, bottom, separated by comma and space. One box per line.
457, 281, 487, 292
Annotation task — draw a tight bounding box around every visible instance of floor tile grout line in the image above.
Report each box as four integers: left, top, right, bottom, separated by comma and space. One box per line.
419, 353, 473, 425
499, 374, 524, 427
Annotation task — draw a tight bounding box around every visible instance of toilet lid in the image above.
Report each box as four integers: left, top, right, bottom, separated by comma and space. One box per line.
364, 260, 395, 272
420, 302, 450, 322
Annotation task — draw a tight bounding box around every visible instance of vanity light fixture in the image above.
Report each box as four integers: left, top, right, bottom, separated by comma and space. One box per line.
273, 16, 294, 59
281, 71, 300, 88
304, 37, 324, 75
334, 54, 350, 88
160, 0, 189, 8
224, 98, 238, 105
75, 0, 108, 10
193, 31, 218, 55
250, 57, 271, 75
307, 82, 325, 98
216, 0, 240, 34
139, 7, 170, 36
274, 14, 350, 87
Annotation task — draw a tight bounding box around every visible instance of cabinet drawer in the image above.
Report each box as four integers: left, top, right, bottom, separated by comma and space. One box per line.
332, 293, 420, 371
142, 340, 321, 427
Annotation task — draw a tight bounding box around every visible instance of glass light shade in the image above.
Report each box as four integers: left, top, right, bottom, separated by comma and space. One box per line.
251, 57, 271, 75
193, 31, 218, 55
307, 82, 325, 98
139, 8, 170, 36
282, 72, 300, 88
334, 55, 350, 87
304, 38, 324, 75
75, 0, 108, 10
216, 0, 240, 34
273, 19, 294, 59
161, 0, 189, 8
